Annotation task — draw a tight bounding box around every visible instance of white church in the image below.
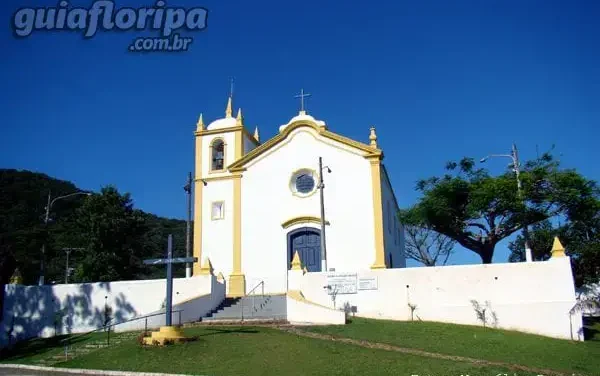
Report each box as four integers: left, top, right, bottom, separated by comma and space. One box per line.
1, 93, 584, 344
192, 95, 406, 297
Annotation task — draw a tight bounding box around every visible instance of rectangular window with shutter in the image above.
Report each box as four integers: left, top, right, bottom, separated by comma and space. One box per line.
211, 201, 224, 220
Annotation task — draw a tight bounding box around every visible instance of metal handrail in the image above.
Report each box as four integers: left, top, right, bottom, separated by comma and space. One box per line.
247, 280, 265, 296
59, 309, 184, 348
241, 280, 264, 321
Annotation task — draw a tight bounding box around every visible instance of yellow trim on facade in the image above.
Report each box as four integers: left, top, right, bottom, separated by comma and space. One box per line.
229, 174, 245, 297
281, 216, 330, 229
235, 129, 243, 160
228, 120, 381, 172
208, 137, 227, 174
192, 133, 203, 276
197, 175, 235, 183
228, 274, 246, 297
369, 157, 386, 269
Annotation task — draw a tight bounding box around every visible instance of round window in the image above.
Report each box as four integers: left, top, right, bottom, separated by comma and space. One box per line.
290, 169, 317, 196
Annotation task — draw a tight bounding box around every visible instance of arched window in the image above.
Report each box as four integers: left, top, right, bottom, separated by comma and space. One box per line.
211, 139, 225, 171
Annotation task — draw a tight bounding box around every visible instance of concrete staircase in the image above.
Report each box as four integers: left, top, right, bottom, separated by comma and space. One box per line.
200, 295, 287, 323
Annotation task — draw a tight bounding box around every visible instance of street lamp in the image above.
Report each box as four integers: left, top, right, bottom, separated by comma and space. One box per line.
318, 157, 332, 272
480, 143, 533, 262
39, 191, 92, 285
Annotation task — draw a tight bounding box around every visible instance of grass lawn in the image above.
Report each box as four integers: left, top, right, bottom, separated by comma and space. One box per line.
0, 331, 108, 365
1, 326, 538, 376
306, 317, 600, 376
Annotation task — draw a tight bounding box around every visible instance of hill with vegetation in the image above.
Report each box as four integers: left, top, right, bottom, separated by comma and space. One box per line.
0, 169, 190, 287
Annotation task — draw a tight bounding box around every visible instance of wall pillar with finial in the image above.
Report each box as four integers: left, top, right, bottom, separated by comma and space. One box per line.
367, 126, 385, 269
369, 127, 378, 148
551, 237, 566, 258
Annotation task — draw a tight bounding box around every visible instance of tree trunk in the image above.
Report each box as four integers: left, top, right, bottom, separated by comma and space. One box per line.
478, 246, 494, 264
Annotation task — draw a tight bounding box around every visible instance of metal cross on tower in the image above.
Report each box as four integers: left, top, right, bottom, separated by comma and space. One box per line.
294, 88, 311, 113
143, 234, 197, 326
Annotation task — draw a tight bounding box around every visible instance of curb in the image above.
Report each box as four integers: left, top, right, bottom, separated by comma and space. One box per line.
0, 364, 202, 376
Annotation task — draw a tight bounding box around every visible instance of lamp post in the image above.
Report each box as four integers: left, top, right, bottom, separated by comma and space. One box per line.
184, 175, 207, 277
318, 157, 332, 272
39, 191, 92, 286
480, 143, 533, 262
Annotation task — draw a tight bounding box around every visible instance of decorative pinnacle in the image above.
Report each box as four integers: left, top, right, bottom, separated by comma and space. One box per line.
217, 272, 225, 282
369, 127, 378, 148
196, 113, 205, 130
253, 126, 259, 142
236, 108, 243, 125
551, 237, 566, 258
291, 251, 302, 270
225, 96, 233, 118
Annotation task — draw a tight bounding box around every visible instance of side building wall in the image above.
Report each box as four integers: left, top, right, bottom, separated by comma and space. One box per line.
380, 164, 405, 268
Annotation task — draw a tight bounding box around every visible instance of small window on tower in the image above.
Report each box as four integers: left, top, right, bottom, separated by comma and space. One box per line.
211, 201, 224, 220
211, 139, 225, 171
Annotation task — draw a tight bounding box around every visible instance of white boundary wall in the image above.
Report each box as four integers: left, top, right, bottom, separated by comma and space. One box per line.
287, 294, 345, 325
288, 257, 584, 341
1, 275, 225, 347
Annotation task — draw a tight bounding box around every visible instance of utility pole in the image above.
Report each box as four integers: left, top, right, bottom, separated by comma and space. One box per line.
511, 144, 533, 262
39, 191, 92, 285
480, 143, 532, 262
40, 192, 51, 286
184, 172, 193, 278
318, 157, 332, 272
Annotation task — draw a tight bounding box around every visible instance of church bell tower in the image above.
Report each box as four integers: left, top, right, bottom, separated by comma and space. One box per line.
192, 95, 259, 297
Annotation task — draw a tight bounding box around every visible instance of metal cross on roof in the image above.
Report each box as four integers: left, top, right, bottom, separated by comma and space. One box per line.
144, 234, 197, 327
294, 88, 311, 112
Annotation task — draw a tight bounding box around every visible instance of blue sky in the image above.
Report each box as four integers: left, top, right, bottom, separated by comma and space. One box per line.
1, 0, 599, 266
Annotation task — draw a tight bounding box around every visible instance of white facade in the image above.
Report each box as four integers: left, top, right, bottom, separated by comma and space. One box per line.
194, 104, 406, 296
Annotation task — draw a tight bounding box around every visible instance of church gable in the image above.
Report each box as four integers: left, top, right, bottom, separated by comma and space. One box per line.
228, 113, 381, 172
